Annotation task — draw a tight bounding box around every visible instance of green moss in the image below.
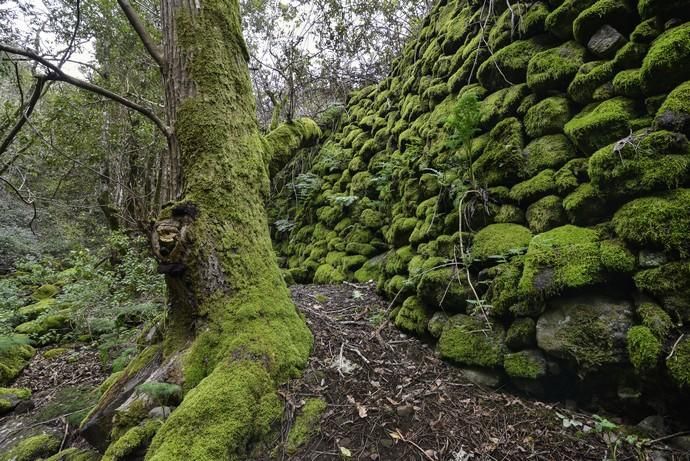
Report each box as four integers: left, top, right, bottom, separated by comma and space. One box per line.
484, 259, 524, 317
631, 18, 660, 43
519, 225, 603, 298
359, 209, 384, 229
564, 97, 637, 154
31, 284, 59, 300
562, 183, 606, 224
313, 264, 346, 284
504, 350, 547, 379
386, 217, 417, 247
612, 189, 690, 256
506, 318, 536, 350
600, 239, 636, 273
416, 266, 468, 312
589, 130, 690, 200
545, 0, 597, 39
524, 96, 571, 139
640, 23, 690, 95
285, 398, 327, 454
471, 224, 532, 261
573, 0, 636, 44
0, 386, 31, 414
612, 42, 648, 71
394, 296, 431, 336
354, 256, 383, 283
494, 205, 525, 224
339, 255, 368, 273
524, 135, 578, 177
264, 118, 322, 177
666, 336, 690, 387
479, 84, 530, 129
612, 69, 643, 98
638, 0, 690, 20
656, 80, 690, 136
637, 302, 672, 340
509, 169, 558, 204
477, 38, 551, 92
526, 195, 566, 234
555, 158, 589, 194
527, 41, 586, 94
438, 315, 505, 368
472, 117, 526, 186
17, 298, 56, 320
626, 326, 661, 374
44, 448, 99, 461
14, 312, 70, 336
0, 433, 60, 461
568, 61, 615, 104
103, 419, 163, 461
0, 335, 35, 385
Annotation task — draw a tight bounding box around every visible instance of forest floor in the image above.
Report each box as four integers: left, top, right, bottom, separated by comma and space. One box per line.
1, 283, 689, 460
278, 283, 689, 461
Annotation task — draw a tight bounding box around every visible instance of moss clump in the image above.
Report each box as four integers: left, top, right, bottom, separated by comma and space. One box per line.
0, 335, 35, 384
600, 239, 636, 273
526, 195, 566, 234
590, 130, 690, 200
354, 256, 383, 283
524, 135, 578, 176
626, 326, 661, 374
519, 225, 603, 298
477, 38, 551, 92
656, 80, 690, 136
484, 259, 523, 317
471, 224, 532, 261
386, 217, 417, 247
612, 189, 690, 256
504, 350, 547, 379
527, 41, 586, 94
0, 386, 31, 414
637, 302, 672, 340
568, 61, 615, 104
666, 336, 690, 388
263, 118, 321, 177
555, 158, 589, 194
44, 448, 99, 461
313, 264, 346, 284
506, 318, 536, 350
394, 296, 431, 336
638, 0, 690, 20
103, 419, 163, 461
472, 117, 526, 186
564, 97, 637, 154
545, 0, 598, 39
286, 398, 327, 454
640, 23, 690, 96
572, 0, 636, 44
634, 262, 690, 322
479, 84, 530, 129
0, 433, 60, 461
31, 284, 59, 301
562, 183, 606, 225
416, 265, 468, 312
494, 205, 525, 224
438, 315, 505, 368
524, 97, 571, 139
612, 69, 643, 98
14, 312, 70, 336
17, 298, 56, 320
509, 169, 558, 204
487, 2, 549, 50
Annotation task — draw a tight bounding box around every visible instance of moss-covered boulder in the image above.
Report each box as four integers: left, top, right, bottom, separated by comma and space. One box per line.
0, 433, 60, 461
504, 349, 547, 379
573, 0, 637, 45
14, 312, 70, 337
17, 298, 56, 320
0, 386, 31, 415
545, 0, 598, 39
527, 41, 586, 94
637, 302, 672, 340
510, 169, 558, 204
506, 317, 537, 350
526, 195, 567, 234
640, 23, 690, 95
634, 262, 690, 322
102, 419, 163, 461
626, 325, 661, 374
472, 118, 526, 186
568, 61, 616, 105
524, 134, 578, 176
394, 296, 431, 336
564, 97, 637, 154
0, 335, 35, 385
477, 37, 552, 92
613, 189, 690, 256
31, 284, 59, 301
44, 448, 100, 461
524, 96, 571, 138
471, 224, 532, 262
655, 80, 690, 136
536, 294, 634, 372
438, 315, 505, 368
666, 336, 690, 388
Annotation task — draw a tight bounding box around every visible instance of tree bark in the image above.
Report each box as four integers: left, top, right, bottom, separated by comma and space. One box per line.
81, 1, 313, 458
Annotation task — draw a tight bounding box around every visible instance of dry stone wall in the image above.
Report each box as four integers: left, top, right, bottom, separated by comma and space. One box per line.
269, 0, 690, 413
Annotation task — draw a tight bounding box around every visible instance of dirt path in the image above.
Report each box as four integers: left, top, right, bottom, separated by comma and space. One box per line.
279, 283, 687, 461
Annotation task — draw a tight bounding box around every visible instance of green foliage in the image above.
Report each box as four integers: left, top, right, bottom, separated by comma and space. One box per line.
445, 92, 481, 184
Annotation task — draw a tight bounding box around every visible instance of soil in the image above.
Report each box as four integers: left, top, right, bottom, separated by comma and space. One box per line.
1, 283, 688, 460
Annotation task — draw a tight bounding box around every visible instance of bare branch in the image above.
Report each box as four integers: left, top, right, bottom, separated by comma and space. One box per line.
0, 76, 45, 157
0, 43, 171, 138
0, 176, 37, 235
117, 0, 165, 69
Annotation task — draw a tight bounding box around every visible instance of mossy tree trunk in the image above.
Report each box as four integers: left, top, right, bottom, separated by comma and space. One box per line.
82, 1, 312, 458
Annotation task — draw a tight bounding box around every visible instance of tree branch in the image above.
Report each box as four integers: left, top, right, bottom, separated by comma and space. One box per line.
0, 176, 37, 235
117, 0, 165, 69
0, 76, 45, 157
0, 43, 171, 138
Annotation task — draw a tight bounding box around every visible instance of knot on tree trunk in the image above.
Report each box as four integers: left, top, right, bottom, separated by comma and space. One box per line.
152, 203, 198, 275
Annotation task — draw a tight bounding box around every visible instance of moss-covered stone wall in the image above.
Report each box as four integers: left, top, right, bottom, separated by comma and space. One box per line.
269, 0, 690, 412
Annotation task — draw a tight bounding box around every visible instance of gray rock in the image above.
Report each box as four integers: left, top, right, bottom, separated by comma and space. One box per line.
148, 406, 172, 420
636, 415, 667, 437
536, 295, 634, 372
588, 25, 627, 59
427, 311, 448, 338
459, 367, 502, 388
638, 250, 668, 268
